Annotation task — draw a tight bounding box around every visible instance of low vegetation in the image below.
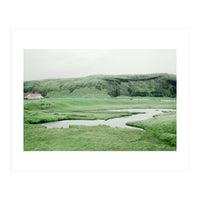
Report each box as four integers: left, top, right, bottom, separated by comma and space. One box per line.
24, 73, 176, 98
126, 111, 176, 147
24, 97, 176, 124
24, 74, 177, 151
24, 123, 175, 151
24, 97, 176, 151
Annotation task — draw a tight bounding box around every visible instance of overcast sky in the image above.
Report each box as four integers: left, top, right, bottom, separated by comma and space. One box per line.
24, 49, 176, 81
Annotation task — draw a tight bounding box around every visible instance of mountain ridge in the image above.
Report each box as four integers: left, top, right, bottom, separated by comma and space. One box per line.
24, 73, 176, 98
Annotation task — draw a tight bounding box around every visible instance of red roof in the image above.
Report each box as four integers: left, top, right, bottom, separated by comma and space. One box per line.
27, 94, 42, 97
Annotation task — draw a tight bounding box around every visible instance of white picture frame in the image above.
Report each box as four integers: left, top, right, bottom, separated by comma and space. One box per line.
11, 28, 189, 171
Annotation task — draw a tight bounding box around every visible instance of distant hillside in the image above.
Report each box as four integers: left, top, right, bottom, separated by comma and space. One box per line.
24, 73, 176, 98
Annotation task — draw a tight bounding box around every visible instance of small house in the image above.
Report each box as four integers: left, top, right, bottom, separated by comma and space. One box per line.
24, 94, 44, 99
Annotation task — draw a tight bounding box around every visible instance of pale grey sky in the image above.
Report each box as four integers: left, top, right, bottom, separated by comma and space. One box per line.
24, 49, 176, 81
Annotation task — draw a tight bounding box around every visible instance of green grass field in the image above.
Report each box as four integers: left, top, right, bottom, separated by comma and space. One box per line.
24, 96, 176, 151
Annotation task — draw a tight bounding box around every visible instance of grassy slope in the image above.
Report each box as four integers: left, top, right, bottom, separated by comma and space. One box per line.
24, 73, 176, 98
24, 97, 176, 124
24, 97, 176, 151
24, 123, 175, 151
126, 111, 176, 147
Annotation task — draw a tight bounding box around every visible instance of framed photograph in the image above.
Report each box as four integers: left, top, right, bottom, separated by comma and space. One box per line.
11, 29, 189, 171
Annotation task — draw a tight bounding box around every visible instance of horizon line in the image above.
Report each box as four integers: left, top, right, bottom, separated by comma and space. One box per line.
24, 72, 176, 82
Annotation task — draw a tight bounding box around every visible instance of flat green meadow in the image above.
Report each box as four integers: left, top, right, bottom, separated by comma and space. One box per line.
24, 97, 176, 151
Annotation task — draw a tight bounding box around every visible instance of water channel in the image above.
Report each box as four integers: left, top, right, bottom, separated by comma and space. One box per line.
42, 109, 175, 130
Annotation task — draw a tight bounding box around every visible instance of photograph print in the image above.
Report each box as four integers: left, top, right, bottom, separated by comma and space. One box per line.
24, 49, 176, 151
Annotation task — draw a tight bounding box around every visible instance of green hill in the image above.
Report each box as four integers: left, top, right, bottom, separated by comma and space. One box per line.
24, 73, 176, 98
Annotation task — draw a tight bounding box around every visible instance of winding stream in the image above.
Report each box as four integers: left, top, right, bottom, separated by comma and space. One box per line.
42, 109, 175, 130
